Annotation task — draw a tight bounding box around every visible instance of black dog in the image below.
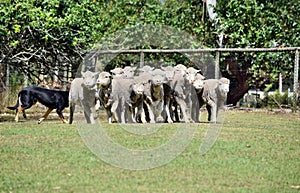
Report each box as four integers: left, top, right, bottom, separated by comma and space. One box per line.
7, 86, 69, 123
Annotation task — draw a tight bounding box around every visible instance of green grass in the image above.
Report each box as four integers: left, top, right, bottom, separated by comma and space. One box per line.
0, 111, 299, 192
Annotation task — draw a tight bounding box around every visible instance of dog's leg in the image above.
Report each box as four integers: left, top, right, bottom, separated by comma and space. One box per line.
38, 108, 53, 124
60, 117, 68, 123
59, 115, 68, 123
15, 105, 23, 122
56, 108, 68, 124
14, 96, 23, 122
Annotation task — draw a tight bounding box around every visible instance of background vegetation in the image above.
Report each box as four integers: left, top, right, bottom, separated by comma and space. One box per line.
0, 0, 299, 104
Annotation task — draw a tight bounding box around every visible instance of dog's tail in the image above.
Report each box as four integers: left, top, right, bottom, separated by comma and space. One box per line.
7, 97, 20, 110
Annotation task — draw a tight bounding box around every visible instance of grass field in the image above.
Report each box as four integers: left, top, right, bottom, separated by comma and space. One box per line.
0, 111, 299, 192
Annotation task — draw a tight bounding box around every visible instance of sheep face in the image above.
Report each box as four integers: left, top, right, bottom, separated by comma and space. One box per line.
97, 72, 112, 88
174, 64, 187, 76
139, 65, 154, 74
150, 69, 165, 86
151, 75, 164, 86
218, 78, 230, 96
186, 67, 202, 84
161, 66, 175, 81
123, 66, 136, 78
81, 71, 99, 89
131, 82, 145, 95
110, 67, 124, 78
193, 79, 205, 92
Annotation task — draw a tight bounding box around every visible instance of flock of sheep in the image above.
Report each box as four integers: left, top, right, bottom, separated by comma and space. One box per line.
68, 64, 230, 124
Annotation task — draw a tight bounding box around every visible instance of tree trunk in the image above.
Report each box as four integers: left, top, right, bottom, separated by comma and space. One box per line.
222, 55, 250, 106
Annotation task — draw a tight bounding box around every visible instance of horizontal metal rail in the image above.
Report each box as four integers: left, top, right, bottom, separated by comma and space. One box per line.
94, 47, 299, 54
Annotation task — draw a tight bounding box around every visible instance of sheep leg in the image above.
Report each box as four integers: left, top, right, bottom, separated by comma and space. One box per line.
111, 100, 119, 123
145, 102, 155, 123
140, 110, 147, 124
207, 100, 217, 123
120, 97, 126, 124
164, 98, 173, 123
69, 102, 75, 124
155, 101, 164, 123
106, 109, 113, 124
89, 108, 96, 124
83, 105, 94, 124
22, 109, 27, 119
164, 104, 173, 123
191, 100, 200, 123
130, 106, 137, 123
173, 102, 180, 122
176, 97, 190, 123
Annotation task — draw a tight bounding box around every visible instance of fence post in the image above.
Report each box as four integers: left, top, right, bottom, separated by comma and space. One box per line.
293, 48, 299, 111
63, 63, 68, 91
140, 51, 144, 67
215, 51, 220, 79
5, 64, 10, 90
24, 63, 29, 87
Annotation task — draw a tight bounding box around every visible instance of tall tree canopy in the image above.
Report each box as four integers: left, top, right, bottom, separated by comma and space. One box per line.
0, 0, 105, 83
214, 0, 300, 104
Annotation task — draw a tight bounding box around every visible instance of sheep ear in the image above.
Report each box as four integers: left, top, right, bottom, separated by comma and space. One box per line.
132, 66, 137, 71
195, 69, 204, 76
129, 83, 133, 89
81, 71, 85, 77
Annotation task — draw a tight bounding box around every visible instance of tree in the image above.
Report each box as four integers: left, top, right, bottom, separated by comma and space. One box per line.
1, 0, 299, 105
0, 0, 105, 86
213, 0, 300, 104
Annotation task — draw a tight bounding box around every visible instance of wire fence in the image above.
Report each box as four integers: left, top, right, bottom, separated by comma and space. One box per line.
93, 47, 299, 110
1, 47, 299, 111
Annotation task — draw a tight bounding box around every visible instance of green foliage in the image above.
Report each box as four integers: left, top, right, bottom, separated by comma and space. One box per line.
1, 0, 299, 91
215, 0, 299, 87
261, 90, 292, 108
216, 0, 299, 48
0, 0, 106, 84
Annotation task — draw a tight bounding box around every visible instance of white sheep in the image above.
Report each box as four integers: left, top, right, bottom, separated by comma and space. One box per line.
185, 67, 205, 122
143, 69, 169, 123
129, 75, 148, 123
162, 65, 190, 123
138, 65, 155, 74
96, 71, 113, 123
110, 67, 124, 78
193, 77, 230, 123
69, 71, 99, 124
109, 66, 140, 123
